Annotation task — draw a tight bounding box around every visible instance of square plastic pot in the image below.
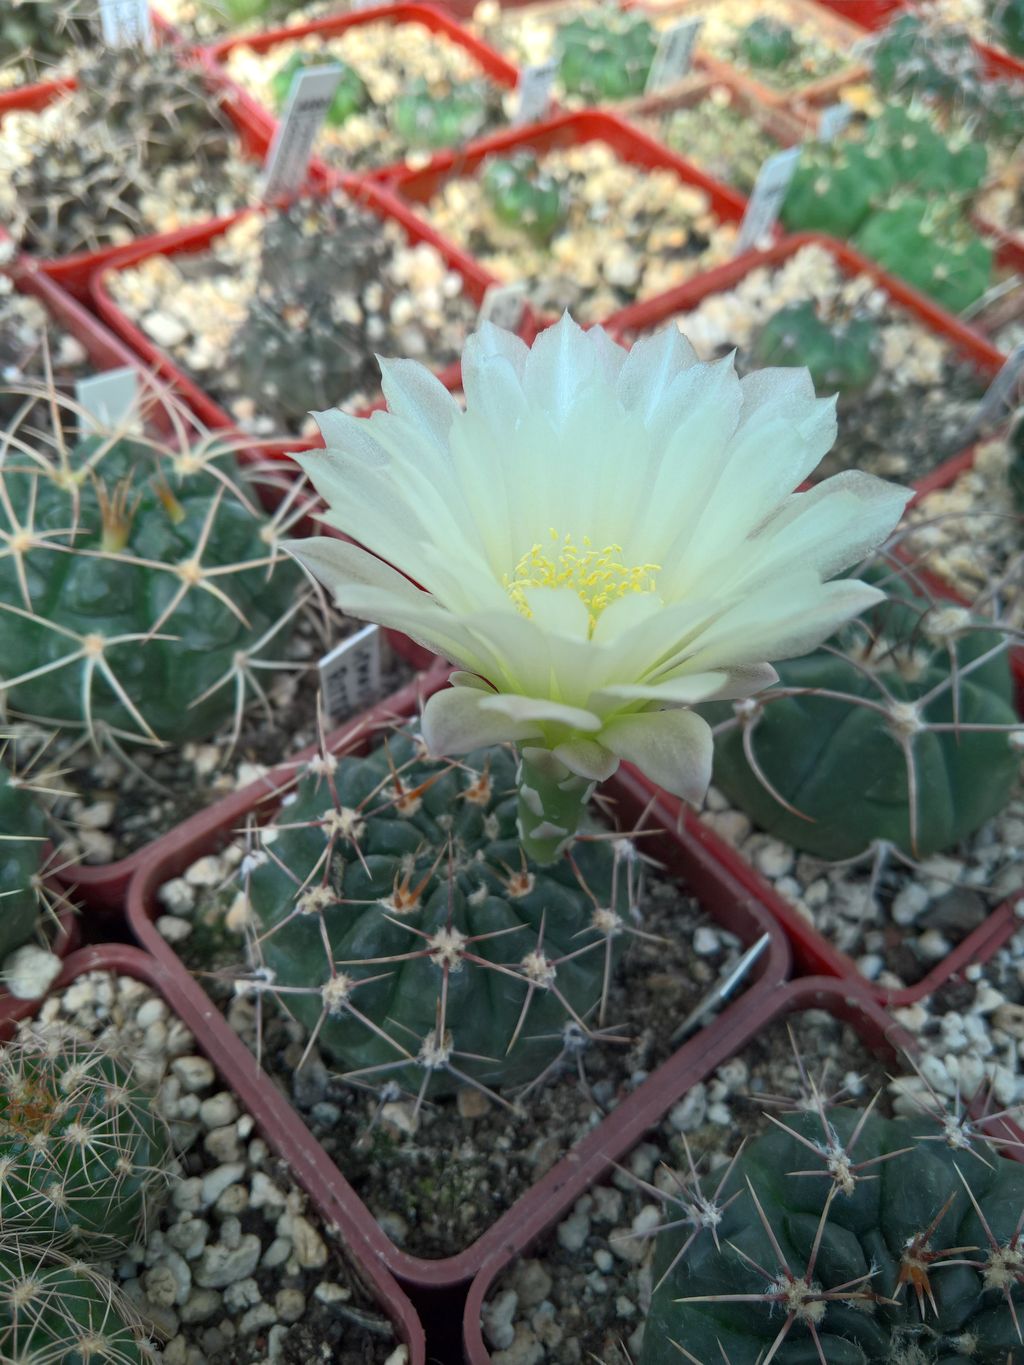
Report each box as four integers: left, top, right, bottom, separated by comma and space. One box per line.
0, 941, 426, 1365
122, 664, 791, 1290
388, 107, 750, 327
1, 53, 274, 303
461, 973, 921, 1362
201, 0, 522, 180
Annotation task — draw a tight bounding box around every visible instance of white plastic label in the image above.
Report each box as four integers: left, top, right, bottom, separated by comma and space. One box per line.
735, 146, 800, 254
817, 101, 853, 142
263, 64, 343, 201
514, 60, 557, 126
971, 342, 1024, 434
645, 18, 703, 94
318, 624, 383, 725
98, 0, 154, 47
75, 367, 139, 432
478, 281, 528, 332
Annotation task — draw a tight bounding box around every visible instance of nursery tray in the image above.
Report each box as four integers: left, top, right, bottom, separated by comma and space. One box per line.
202, 0, 522, 180
0, 942, 427, 1364
1, 63, 275, 303
123, 664, 791, 1290
462, 973, 919, 1362
389, 107, 750, 326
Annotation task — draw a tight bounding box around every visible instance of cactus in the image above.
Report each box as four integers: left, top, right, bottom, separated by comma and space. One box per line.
0, 761, 47, 963
271, 53, 369, 128
556, 13, 658, 103
391, 77, 490, 149
994, 0, 1024, 54
642, 1092, 1024, 1364
0, 1241, 155, 1363
854, 195, 993, 315
228, 194, 391, 429
781, 140, 892, 239
699, 571, 1019, 861
0, 418, 301, 749
240, 727, 637, 1102
738, 17, 799, 70
871, 12, 983, 101
752, 302, 880, 398
1010, 411, 1024, 514
0, 1033, 170, 1252
481, 152, 566, 244
978, 77, 1024, 145
865, 101, 987, 197
0, 0, 96, 68
199, 0, 294, 24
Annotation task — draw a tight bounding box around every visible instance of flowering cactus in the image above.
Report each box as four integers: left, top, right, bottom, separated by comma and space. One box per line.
288, 316, 909, 862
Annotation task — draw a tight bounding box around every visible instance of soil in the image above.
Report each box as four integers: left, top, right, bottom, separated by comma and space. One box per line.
643, 87, 783, 196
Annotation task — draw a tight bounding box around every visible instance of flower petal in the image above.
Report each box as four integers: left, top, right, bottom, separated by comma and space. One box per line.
601, 709, 714, 805
478, 694, 604, 732
552, 736, 620, 781
422, 683, 542, 755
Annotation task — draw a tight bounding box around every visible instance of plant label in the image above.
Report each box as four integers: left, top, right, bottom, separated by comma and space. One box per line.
817, 101, 853, 142
735, 146, 800, 254
971, 342, 1024, 434
319, 624, 383, 725
263, 64, 343, 201
99, 0, 154, 47
645, 18, 703, 94
75, 367, 139, 433
478, 281, 529, 332
514, 60, 557, 126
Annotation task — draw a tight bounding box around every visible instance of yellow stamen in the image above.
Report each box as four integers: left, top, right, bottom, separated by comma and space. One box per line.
504, 530, 659, 631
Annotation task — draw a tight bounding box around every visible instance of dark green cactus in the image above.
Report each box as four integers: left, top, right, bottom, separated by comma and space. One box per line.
391, 78, 489, 149
481, 152, 566, 244
0, 430, 299, 747
229, 195, 390, 428
870, 11, 982, 101
978, 78, 1024, 146
1009, 412, 1024, 515
0, 0, 95, 68
0, 764, 47, 963
854, 195, 993, 315
556, 13, 658, 103
865, 102, 987, 197
753, 302, 880, 398
642, 1102, 1024, 1364
994, 0, 1024, 54
0, 1036, 170, 1252
738, 16, 799, 70
271, 53, 369, 127
0, 1242, 155, 1363
699, 573, 1019, 860
781, 139, 891, 238
243, 728, 634, 1097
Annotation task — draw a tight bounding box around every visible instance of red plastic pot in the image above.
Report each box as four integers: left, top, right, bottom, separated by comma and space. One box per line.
0, 941, 426, 1364
201, 1, 522, 180
122, 663, 791, 1290
607, 231, 1008, 495
462, 973, 918, 1362
1, 54, 273, 303
90, 179, 496, 440
813, 0, 1024, 77
389, 108, 750, 326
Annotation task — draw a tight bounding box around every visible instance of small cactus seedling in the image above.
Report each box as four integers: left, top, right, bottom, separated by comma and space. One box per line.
700, 567, 1020, 861
481, 152, 566, 244
752, 302, 880, 398
271, 52, 369, 127
556, 13, 658, 103
0, 1032, 171, 1252
870, 11, 983, 102
0, 391, 304, 751
0, 758, 48, 962
0, 1240, 155, 1363
640, 1050, 1024, 1365
738, 16, 799, 70
235, 726, 640, 1109
229, 194, 391, 429
854, 194, 993, 315
391, 78, 490, 150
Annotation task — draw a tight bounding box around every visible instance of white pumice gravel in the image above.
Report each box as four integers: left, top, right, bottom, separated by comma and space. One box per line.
16, 970, 404, 1364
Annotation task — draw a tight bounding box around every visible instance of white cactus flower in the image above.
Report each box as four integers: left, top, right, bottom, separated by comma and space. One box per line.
288, 314, 910, 862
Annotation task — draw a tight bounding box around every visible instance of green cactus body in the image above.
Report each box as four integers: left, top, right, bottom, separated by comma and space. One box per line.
854, 196, 993, 314
0, 1039, 170, 1251
738, 16, 799, 70
871, 12, 982, 101
995, 0, 1024, 54
245, 729, 633, 1095
753, 302, 880, 397
0, 1244, 153, 1364
643, 1105, 1024, 1364
0, 0, 95, 65
557, 14, 657, 103
0, 435, 298, 746
1009, 414, 1024, 514
866, 103, 987, 197
700, 579, 1018, 860
271, 53, 368, 127
980, 78, 1024, 145
481, 152, 566, 244
781, 140, 893, 238
0, 765, 46, 961
391, 78, 489, 149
